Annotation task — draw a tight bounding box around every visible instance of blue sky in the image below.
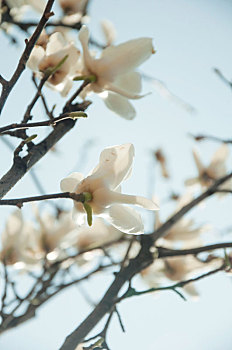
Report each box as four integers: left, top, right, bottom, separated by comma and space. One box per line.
0, 0, 232, 349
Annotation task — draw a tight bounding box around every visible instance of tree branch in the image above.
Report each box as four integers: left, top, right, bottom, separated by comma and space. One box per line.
59, 173, 232, 350
0, 0, 55, 114
157, 242, 232, 258
0, 191, 86, 207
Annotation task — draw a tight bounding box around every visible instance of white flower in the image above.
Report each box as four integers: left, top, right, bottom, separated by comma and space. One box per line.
5, 0, 46, 13
74, 218, 123, 251
34, 209, 76, 262
154, 193, 208, 248
185, 144, 231, 191
0, 210, 40, 268
27, 32, 80, 96
61, 143, 158, 234
76, 26, 155, 119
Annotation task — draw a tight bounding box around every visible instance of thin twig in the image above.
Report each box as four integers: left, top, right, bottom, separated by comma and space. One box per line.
190, 133, 232, 144
0, 191, 86, 207
157, 242, 232, 258
0, 113, 87, 134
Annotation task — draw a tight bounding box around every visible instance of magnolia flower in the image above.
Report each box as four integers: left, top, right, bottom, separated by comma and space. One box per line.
76, 26, 155, 119
141, 255, 222, 298
59, 0, 88, 15
153, 193, 207, 248
74, 218, 123, 251
185, 144, 232, 191
61, 143, 158, 234
27, 32, 80, 96
0, 210, 40, 268
34, 209, 76, 262
5, 0, 46, 13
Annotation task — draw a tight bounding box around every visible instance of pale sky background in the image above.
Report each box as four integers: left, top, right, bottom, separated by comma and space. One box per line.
0, 0, 232, 349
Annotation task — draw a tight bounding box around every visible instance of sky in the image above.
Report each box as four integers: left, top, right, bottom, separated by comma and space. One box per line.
0, 0, 232, 349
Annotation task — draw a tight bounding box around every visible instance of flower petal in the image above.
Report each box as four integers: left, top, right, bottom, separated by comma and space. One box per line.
46, 32, 68, 55
60, 172, 84, 192
102, 190, 159, 210
114, 71, 142, 94
103, 93, 136, 120
104, 204, 144, 234
27, 45, 45, 71
208, 144, 229, 178
78, 26, 95, 73
192, 149, 205, 175
97, 37, 154, 79
91, 144, 135, 189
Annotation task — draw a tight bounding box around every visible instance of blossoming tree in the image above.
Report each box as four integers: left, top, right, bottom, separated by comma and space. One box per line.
0, 1, 232, 349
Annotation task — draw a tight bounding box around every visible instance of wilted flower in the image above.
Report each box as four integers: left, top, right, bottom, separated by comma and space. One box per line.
27, 32, 80, 96
76, 26, 155, 119
61, 143, 158, 234
185, 144, 231, 191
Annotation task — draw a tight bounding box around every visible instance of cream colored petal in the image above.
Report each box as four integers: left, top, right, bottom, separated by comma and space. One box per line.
46, 32, 68, 55
106, 82, 146, 100
27, 45, 45, 71
27, 0, 46, 12
78, 26, 95, 73
104, 191, 159, 210
183, 284, 199, 299
114, 71, 142, 94
60, 172, 84, 192
59, 78, 73, 97
192, 149, 205, 175
101, 19, 116, 46
97, 37, 154, 79
208, 144, 229, 177
103, 93, 136, 120
104, 204, 144, 234
184, 177, 200, 187
73, 208, 86, 226
91, 143, 135, 189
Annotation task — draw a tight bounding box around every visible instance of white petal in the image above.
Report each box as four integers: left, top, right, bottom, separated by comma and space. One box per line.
59, 78, 73, 97
114, 71, 142, 94
192, 149, 205, 175
92, 143, 135, 189
208, 144, 229, 177
78, 26, 95, 73
46, 32, 68, 55
101, 19, 117, 46
104, 191, 159, 210
27, 0, 46, 13
183, 284, 199, 299
72, 208, 86, 226
103, 93, 136, 120
97, 37, 154, 79
60, 172, 84, 192
106, 82, 146, 100
27, 46, 45, 71
104, 204, 144, 234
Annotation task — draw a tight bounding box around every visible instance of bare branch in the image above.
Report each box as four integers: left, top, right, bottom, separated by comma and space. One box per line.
0, 191, 86, 207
